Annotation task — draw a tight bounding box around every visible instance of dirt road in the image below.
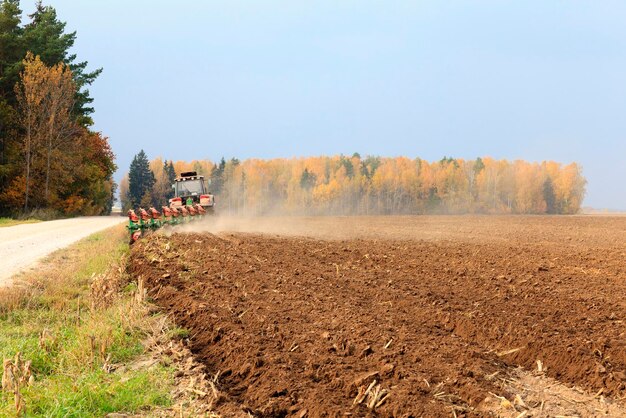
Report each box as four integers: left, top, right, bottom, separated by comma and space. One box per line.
0, 216, 125, 285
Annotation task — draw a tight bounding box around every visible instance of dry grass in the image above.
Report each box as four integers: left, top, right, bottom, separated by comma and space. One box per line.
477, 367, 626, 417
0, 218, 41, 228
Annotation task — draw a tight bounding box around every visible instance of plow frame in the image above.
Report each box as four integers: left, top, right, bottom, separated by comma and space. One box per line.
126, 203, 208, 244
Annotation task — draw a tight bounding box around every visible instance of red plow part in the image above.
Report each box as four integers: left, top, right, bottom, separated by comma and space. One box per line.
127, 202, 212, 244
195, 204, 206, 215
128, 209, 139, 222
138, 208, 150, 221
149, 207, 161, 220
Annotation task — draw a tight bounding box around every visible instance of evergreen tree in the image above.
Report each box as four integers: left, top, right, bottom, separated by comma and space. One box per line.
300, 168, 317, 190
166, 160, 176, 182
210, 157, 226, 195
323, 159, 330, 184
359, 161, 369, 178
439, 156, 459, 168
164, 160, 176, 199
127, 150, 155, 208
23, 2, 101, 125
0, 0, 23, 171
361, 156, 381, 179
473, 157, 485, 174
340, 156, 354, 179
543, 177, 556, 214
0, 0, 23, 103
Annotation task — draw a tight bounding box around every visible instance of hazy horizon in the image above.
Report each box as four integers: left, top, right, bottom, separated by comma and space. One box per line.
37, 1, 626, 209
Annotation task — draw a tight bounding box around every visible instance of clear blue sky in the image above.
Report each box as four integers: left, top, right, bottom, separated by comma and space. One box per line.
39, 1, 626, 209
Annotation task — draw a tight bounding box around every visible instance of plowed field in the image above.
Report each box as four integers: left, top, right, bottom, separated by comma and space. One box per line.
129, 216, 626, 417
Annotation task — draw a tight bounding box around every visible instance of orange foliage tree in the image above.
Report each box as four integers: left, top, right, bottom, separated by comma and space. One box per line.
142, 155, 586, 215
1, 53, 115, 215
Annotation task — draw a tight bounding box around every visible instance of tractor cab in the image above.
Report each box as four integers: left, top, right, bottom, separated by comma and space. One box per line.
169, 171, 215, 211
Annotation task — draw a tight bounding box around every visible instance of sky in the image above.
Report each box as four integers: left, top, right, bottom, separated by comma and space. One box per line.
35, 0, 626, 209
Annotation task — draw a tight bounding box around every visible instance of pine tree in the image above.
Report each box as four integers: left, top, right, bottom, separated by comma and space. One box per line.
23, 2, 101, 125
543, 177, 556, 214
164, 160, 176, 199
210, 157, 226, 195
300, 168, 316, 190
341, 156, 354, 179
0, 0, 23, 103
128, 150, 155, 208
473, 157, 485, 174
0, 0, 23, 175
166, 160, 176, 182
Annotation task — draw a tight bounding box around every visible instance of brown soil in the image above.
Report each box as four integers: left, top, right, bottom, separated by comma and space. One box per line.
129, 216, 626, 417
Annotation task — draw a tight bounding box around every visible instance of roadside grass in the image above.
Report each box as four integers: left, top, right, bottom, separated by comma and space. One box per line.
0, 225, 173, 417
0, 218, 41, 228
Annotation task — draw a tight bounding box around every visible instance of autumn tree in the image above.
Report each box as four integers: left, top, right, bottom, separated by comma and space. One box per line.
61, 129, 116, 215
14, 52, 47, 211
118, 173, 129, 211
0, 1, 112, 217
11, 52, 105, 214
147, 158, 179, 207
42, 57, 75, 201
138, 155, 587, 216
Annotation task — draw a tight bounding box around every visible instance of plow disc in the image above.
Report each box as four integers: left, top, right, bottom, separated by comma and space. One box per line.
127, 204, 208, 243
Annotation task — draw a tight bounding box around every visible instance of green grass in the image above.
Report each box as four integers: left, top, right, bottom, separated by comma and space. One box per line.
2, 368, 171, 418
0, 218, 41, 227
0, 226, 174, 417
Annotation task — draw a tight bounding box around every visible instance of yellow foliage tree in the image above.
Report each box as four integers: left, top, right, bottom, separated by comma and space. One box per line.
142, 155, 586, 215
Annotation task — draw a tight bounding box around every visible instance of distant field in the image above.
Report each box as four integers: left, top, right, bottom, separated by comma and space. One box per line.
129, 215, 626, 416
581, 208, 626, 216
183, 214, 626, 248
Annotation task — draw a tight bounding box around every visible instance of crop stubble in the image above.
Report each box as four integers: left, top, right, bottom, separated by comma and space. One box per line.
129, 216, 626, 417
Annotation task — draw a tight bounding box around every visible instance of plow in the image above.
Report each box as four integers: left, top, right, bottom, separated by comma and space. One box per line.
127, 171, 215, 243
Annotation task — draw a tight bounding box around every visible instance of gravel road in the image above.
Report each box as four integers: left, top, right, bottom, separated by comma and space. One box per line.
0, 216, 125, 285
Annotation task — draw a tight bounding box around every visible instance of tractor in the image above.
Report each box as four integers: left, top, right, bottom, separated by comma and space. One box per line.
126, 171, 215, 243
169, 171, 215, 213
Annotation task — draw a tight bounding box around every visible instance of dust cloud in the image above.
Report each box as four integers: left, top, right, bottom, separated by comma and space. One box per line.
164, 215, 361, 240
155, 214, 626, 248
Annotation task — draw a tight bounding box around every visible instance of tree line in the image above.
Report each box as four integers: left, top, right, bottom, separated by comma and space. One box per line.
119, 149, 176, 211
121, 151, 586, 215
0, 1, 115, 217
